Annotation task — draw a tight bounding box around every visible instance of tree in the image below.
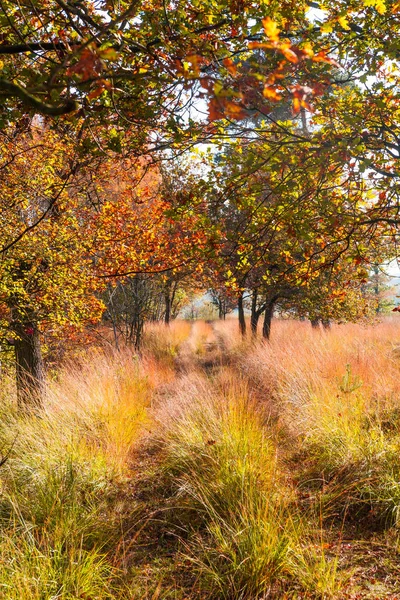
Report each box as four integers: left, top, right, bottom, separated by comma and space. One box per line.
204, 122, 391, 338
209, 288, 236, 320
104, 275, 164, 350
0, 125, 104, 407
279, 261, 376, 326
366, 266, 395, 314
237, 2, 400, 234
0, 120, 215, 406
1, 0, 400, 405
0, 0, 341, 154
103, 271, 195, 349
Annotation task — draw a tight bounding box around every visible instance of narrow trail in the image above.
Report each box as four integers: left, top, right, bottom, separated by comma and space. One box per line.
121, 321, 232, 596
175, 320, 229, 375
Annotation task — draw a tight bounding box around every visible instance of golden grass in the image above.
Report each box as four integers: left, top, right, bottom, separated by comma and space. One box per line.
0, 349, 161, 599
1, 316, 400, 598
153, 366, 348, 598
142, 319, 192, 366
44, 349, 156, 474
240, 318, 400, 524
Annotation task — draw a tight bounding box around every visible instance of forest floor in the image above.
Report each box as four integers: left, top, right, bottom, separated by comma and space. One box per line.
1, 319, 400, 598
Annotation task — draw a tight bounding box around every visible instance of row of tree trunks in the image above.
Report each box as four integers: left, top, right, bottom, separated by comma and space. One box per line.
311, 318, 331, 330
238, 292, 278, 340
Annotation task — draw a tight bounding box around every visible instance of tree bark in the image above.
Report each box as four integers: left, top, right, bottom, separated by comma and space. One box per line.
218, 299, 223, 320
262, 299, 276, 340
12, 318, 44, 410
238, 293, 246, 336
164, 284, 171, 325
250, 289, 259, 336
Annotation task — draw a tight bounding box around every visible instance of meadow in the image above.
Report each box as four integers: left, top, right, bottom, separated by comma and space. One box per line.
1, 318, 400, 599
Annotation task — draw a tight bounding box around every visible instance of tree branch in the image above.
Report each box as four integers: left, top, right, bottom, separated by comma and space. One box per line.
0, 78, 78, 115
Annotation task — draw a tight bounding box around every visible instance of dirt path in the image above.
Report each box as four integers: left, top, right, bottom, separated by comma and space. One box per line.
120, 322, 231, 598
175, 320, 228, 374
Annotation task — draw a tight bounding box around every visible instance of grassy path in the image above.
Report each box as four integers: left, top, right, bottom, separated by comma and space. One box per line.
1, 320, 400, 598
128, 320, 400, 599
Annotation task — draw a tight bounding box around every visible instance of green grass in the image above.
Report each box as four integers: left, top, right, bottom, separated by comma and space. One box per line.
0, 351, 155, 599
156, 372, 346, 599
0, 526, 115, 600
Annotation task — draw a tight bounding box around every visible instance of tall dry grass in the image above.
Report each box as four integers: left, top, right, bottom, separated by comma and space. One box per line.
1, 316, 399, 598
240, 318, 400, 525
0, 349, 161, 599
154, 368, 347, 598
142, 319, 192, 367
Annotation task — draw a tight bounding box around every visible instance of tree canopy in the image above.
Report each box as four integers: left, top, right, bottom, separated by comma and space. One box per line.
1, 0, 400, 403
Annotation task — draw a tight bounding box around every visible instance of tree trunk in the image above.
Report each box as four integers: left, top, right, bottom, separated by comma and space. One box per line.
170, 280, 179, 320
164, 290, 171, 325
262, 299, 275, 340
12, 318, 44, 410
238, 293, 246, 336
250, 289, 259, 336
310, 318, 320, 329
322, 319, 331, 330
218, 299, 223, 320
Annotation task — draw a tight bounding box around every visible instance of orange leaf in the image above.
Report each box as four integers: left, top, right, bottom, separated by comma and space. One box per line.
87, 85, 105, 101
248, 41, 272, 50
224, 99, 246, 119
208, 98, 224, 121
313, 51, 339, 67
223, 57, 237, 76
280, 43, 299, 63
263, 85, 282, 100
293, 97, 301, 113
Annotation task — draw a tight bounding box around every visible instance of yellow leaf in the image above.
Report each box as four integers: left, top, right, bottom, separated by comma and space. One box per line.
301, 42, 314, 57
213, 81, 223, 96
337, 15, 350, 29
98, 47, 118, 60
364, 0, 386, 13
321, 21, 334, 33
262, 17, 280, 41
